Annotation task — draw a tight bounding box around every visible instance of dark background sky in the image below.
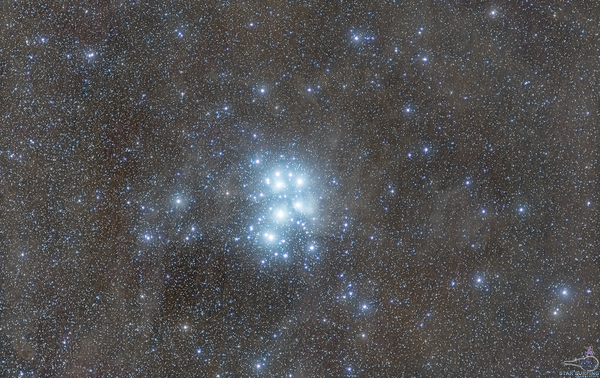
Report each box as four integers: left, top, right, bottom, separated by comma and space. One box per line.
1, 0, 599, 376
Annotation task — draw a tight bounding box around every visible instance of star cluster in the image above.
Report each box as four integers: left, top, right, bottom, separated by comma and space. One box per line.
1, 1, 599, 376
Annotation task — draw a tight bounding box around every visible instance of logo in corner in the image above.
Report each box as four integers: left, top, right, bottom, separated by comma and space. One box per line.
563, 346, 599, 372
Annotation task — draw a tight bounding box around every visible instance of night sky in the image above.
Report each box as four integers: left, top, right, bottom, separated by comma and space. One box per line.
1, 0, 599, 376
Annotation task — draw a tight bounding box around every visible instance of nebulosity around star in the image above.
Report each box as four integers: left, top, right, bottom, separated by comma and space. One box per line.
243, 159, 321, 263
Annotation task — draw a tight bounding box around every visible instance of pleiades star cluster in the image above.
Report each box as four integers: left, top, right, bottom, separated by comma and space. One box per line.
1, 0, 599, 376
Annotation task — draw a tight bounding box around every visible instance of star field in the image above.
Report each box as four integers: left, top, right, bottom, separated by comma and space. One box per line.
1, 1, 600, 376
